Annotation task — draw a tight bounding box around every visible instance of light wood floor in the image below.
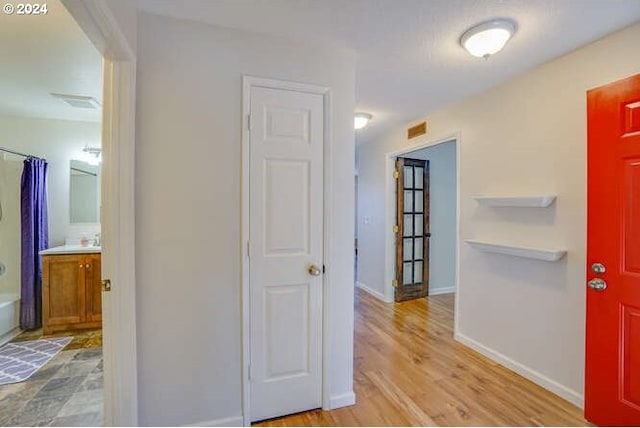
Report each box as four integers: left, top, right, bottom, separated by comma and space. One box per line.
256, 288, 588, 426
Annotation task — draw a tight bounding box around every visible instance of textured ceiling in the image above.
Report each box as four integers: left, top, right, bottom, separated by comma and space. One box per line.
5, 1, 638, 134
0, 0, 102, 122
136, 0, 640, 142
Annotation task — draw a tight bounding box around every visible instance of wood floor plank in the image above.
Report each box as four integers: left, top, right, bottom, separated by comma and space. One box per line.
255, 289, 588, 426
366, 370, 437, 426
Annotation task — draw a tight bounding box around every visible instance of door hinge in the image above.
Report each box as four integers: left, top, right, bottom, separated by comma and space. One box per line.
392, 279, 398, 288
246, 240, 250, 258
393, 170, 400, 179
101, 279, 111, 292
247, 114, 252, 131
393, 225, 399, 234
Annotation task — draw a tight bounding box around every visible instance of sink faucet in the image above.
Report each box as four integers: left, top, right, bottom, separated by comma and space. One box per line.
94, 233, 101, 247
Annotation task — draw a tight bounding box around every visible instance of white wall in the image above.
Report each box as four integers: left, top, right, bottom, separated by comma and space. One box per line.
0, 115, 101, 247
101, 0, 137, 55
135, 12, 355, 426
62, 0, 137, 57
408, 141, 456, 295
0, 155, 22, 296
356, 23, 640, 407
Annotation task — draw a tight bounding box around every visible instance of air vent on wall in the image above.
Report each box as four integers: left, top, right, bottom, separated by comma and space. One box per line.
407, 121, 427, 139
50, 93, 101, 109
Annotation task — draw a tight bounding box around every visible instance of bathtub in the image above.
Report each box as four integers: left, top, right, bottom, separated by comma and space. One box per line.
0, 293, 20, 346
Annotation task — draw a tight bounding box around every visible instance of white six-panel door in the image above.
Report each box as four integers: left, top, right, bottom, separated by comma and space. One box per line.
249, 86, 324, 422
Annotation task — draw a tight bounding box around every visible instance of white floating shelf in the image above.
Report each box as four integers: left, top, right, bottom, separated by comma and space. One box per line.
473, 195, 557, 208
465, 239, 567, 262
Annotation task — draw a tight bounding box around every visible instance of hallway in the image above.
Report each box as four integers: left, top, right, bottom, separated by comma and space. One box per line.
256, 289, 587, 426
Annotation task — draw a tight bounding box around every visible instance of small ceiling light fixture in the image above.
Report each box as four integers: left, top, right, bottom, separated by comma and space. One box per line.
460, 18, 517, 59
354, 113, 373, 130
82, 146, 102, 166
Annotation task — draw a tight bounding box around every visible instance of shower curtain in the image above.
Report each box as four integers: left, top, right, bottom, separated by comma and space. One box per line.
20, 157, 48, 330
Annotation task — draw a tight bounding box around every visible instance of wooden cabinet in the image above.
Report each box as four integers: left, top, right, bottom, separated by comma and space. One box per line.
85, 254, 102, 323
42, 253, 102, 334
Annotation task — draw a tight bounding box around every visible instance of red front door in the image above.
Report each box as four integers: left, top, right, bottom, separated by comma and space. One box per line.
586, 73, 640, 426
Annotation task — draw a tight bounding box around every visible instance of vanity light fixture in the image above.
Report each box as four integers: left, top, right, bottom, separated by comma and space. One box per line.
82, 146, 102, 166
460, 18, 517, 58
354, 112, 373, 130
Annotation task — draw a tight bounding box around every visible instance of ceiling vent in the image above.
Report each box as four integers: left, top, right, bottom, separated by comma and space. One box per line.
50, 93, 101, 109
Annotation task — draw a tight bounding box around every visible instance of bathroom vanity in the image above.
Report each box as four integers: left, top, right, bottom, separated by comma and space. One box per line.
40, 246, 102, 334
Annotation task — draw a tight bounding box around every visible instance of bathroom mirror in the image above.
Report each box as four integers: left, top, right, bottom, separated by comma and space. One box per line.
69, 160, 100, 223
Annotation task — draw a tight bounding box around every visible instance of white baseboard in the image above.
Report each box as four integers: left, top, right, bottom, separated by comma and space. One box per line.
454, 332, 584, 408
356, 281, 392, 303
184, 416, 244, 427
326, 391, 356, 409
429, 286, 456, 296
0, 327, 21, 347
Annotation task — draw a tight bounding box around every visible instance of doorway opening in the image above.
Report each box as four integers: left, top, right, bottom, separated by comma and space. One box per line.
0, 1, 104, 425
0, 0, 138, 425
384, 136, 459, 306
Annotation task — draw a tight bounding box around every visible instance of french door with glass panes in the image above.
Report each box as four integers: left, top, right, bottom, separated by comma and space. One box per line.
395, 157, 430, 301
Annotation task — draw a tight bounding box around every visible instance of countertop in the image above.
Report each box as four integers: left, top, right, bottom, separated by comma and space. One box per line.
39, 245, 102, 256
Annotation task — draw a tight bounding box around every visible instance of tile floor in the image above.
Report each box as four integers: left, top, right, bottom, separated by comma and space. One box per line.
0, 332, 103, 427
13, 328, 102, 351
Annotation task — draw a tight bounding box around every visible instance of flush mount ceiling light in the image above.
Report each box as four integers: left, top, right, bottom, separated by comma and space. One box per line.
460, 18, 517, 58
354, 113, 373, 130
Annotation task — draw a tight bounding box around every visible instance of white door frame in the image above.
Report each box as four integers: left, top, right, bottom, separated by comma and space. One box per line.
61, 1, 138, 425
241, 76, 332, 425
383, 133, 461, 327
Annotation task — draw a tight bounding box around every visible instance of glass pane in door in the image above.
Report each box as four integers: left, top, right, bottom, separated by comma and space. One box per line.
403, 214, 413, 237
404, 190, 413, 212
403, 238, 413, 261
414, 191, 423, 212
415, 214, 423, 236
403, 166, 413, 188
413, 261, 423, 284
414, 238, 423, 260
414, 167, 423, 189
403, 262, 413, 285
